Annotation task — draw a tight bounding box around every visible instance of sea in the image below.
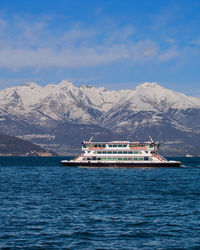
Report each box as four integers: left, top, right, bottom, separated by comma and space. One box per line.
0, 157, 200, 249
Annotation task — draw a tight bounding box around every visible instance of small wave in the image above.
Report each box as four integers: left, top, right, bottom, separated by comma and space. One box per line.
120, 231, 151, 238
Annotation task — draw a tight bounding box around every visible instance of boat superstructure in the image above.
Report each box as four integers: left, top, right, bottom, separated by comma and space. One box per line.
61, 137, 182, 167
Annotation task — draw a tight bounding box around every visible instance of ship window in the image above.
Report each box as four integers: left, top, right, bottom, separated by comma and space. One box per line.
144, 157, 148, 161
123, 151, 127, 154
108, 151, 112, 154
97, 151, 101, 154
103, 151, 106, 154
145, 151, 148, 153
134, 151, 138, 154
113, 151, 117, 154
108, 145, 112, 147
123, 158, 127, 161
113, 145, 117, 147
138, 158, 143, 160
108, 158, 116, 161
118, 145, 122, 147
118, 151, 122, 154
129, 151, 133, 154
82, 144, 87, 148
118, 158, 122, 160
123, 145, 127, 147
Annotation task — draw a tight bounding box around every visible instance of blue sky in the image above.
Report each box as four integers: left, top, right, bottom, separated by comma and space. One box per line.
0, 0, 200, 96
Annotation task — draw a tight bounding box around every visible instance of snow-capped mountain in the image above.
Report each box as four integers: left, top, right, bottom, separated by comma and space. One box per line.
103, 82, 200, 131
0, 80, 199, 155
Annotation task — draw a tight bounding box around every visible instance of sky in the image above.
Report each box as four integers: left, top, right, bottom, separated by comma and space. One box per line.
0, 0, 200, 96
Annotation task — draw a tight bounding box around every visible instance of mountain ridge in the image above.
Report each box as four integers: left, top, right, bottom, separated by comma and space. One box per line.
0, 80, 199, 156
0, 133, 55, 156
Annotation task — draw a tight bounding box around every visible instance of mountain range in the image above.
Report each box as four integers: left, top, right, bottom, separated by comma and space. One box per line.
0, 80, 199, 156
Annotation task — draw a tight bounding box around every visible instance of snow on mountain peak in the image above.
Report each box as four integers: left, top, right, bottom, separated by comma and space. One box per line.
0, 80, 199, 125
25, 82, 39, 89
58, 80, 75, 89
134, 81, 200, 110
136, 82, 160, 89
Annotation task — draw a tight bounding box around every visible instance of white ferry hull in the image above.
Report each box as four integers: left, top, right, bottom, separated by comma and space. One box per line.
61, 161, 182, 168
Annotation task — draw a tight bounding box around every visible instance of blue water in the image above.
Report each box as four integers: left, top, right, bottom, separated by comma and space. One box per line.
0, 157, 200, 249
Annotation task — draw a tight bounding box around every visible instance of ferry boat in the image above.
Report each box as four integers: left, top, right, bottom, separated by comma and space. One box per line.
61, 137, 182, 167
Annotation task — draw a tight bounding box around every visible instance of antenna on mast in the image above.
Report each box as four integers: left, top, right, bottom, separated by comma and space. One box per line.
89, 136, 94, 142
149, 136, 154, 143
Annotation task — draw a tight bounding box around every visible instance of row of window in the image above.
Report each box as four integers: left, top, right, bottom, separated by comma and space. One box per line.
96, 151, 143, 154
84, 157, 150, 161
83, 144, 106, 148
83, 144, 154, 149
101, 157, 145, 161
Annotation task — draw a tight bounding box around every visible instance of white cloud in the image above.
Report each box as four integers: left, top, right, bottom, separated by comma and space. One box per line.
0, 40, 158, 69
0, 14, 192, 71
0, 15, 160, 70
164, 37, 176, 45
192, 39, 200, 46
157, 47, 180, 62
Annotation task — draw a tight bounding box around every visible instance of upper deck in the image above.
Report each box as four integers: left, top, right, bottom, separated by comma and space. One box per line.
82, 140, 159, 152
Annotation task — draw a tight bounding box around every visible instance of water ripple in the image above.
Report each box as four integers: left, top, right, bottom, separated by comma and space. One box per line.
0, 157, 200, 249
